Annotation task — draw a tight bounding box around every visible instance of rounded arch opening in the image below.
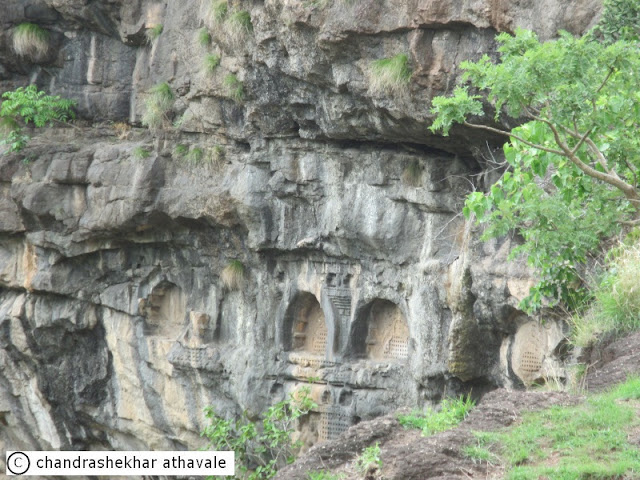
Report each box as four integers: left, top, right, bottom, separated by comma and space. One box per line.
142, 281, 186, 337
283, 292, 328, 356
351, 299, 409, 362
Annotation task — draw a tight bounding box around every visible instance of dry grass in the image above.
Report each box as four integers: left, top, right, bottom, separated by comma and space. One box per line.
113, 122, 131, 140
141, 82, 174, 130
221, 260, 245, 291
13, 23, 50, 60
223, 10, 253, 50
402, 159, 423, 186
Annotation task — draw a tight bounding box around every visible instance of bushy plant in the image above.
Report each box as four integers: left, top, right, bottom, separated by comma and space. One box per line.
398, 395, 475, 436
221, 259, 245, 291
355, 443, 382, 475
141, 82, 174, 130
224, 74, 244, 102
13, 23, 50, 60
368, 53, 412, 96
202, 386, 317, 480
0, 85, 75, 153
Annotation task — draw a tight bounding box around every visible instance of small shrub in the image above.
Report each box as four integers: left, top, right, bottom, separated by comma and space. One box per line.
133, 146, 151, 159
198, 27, 211, 46
368, 53, 412, 96
204, 53, 221, 72
398, 395, 475, 436
224, 74, 244, 102
402, 159, 422, 186
174, 144, 188, 157
0, 85, 75, 153
13, 23, 50, 60
203, 386, 317, 479
141, 82, 174, 130
145, 24, 163, 44
208, 0, 229, 26
355, 443, 382, 475
186, 146, 204, 163
221, 259, 245, 291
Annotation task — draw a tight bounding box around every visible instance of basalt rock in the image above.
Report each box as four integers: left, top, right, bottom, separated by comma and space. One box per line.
0, 0, 599, 461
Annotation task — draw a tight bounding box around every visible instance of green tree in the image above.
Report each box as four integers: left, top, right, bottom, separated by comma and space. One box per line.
0, 85, 76, 153
430, 26, 640, 311
202, 387, 316, 480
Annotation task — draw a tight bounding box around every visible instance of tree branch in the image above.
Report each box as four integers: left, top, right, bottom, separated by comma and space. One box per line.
462, 121, 566, 156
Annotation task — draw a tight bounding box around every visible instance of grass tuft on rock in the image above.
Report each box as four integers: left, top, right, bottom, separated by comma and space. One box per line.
204, 53, 221, 73
368, 53, 412, 96
398, 395, 475, 436
133, 146, 151, 159
221, 260, 245, 291
145, 24, 163, 44
141, 82, 175, 130
209, 0, 229, 26
224, 10, 253, 49
402, 159, 423, 187
198, 27, 212, 46
13, 23, 50, 60
223, 74, 244, 102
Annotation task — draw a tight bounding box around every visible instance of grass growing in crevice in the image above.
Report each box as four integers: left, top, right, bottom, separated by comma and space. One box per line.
398, 395, 475, 436
13, 23, 50, 60
198, 27, 211, 46
368, 53, 412, 96
173, 144, 188, 158
221, 260, 245, 291
204, 53, 221, 72
569, 241, 640, 347
307, 471, 344, 480
223, 74, 244, 102
208, 0, 229, 26
466, 376, 640, 479
141, 82, 174, 130
355, 443, 382, 475
133, 146, 151, 159
145, 24, 163, 44
185, 146, 204, 164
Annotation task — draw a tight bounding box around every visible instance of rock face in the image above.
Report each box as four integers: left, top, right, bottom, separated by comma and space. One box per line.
0, 0, 599, 459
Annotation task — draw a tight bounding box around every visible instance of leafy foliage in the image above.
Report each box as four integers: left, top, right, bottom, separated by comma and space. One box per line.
13, 23, 50, 60
430, 27, 640, 311
202, 386, 316, 480
595, 0, 640, 43
0, 85, 75, 153
398, 395, 475, 436
368, 53, 412, 95
355, 443, 382, 475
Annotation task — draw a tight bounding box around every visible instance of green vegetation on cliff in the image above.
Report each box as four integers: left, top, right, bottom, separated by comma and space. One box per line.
0, 85, 76, 154
430, 13, 640, 314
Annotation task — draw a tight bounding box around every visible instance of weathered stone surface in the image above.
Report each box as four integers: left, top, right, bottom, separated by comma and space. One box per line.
0, 0, 599, 462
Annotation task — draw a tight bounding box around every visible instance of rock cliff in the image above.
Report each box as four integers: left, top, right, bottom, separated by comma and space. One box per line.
0, 0, 599, 459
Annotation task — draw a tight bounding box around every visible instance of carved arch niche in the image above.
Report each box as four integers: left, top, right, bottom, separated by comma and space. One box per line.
351, 299, 409, 362
284, 292, 328, 356
140, 281, 186, 337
